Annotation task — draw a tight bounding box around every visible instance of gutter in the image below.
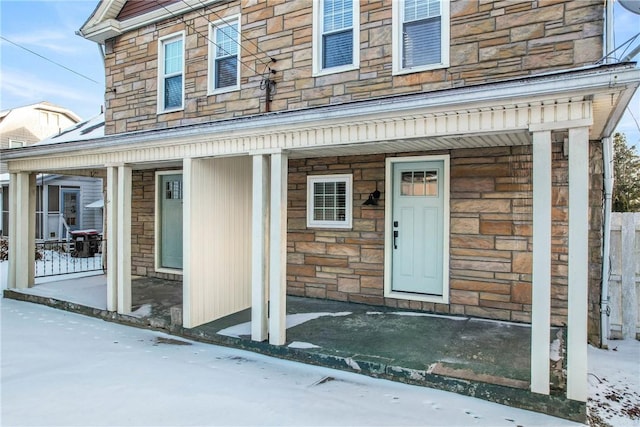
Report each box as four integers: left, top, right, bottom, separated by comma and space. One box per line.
2, 63, 640, 161
601, 136, 614, 348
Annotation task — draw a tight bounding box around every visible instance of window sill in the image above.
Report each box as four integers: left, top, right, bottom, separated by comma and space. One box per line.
312, 63, 359, 78
157, 106, 184, 115
392, 63, 449, 76
208, 86, 240, 96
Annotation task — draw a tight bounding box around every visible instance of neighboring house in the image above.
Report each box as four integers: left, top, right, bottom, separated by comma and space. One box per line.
0, 102, 81, 174
0, 112, 105, 237
0, 173, 103, 239
3, 0, 640, 409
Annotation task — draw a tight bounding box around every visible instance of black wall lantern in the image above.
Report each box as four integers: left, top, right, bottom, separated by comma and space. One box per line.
363, 189, 381, 206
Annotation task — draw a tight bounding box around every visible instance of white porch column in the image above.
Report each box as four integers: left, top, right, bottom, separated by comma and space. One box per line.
10, 172, 35, 289
252, 154, 269, 342
116, 165, 132, 314
7, 173, 17, 288
567, 127, 589, 401
531, 130, 552, 395
106, 166, 119, 312
182, 157, 193, 328
269, 152, 288, 345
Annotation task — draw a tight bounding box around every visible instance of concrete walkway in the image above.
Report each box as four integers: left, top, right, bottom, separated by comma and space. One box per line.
3, 275, 585, 422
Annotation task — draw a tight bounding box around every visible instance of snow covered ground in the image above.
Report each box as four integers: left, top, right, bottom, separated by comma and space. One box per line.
588, 340, 640, 426
1, 297, 583, 427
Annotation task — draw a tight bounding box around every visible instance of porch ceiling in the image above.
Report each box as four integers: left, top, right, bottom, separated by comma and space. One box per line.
287, 131, 532, 159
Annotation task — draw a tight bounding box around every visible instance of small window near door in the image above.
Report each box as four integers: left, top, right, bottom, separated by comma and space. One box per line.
307, 174, 352, 229
165, 180, 183, 200
400, 170, 438, 196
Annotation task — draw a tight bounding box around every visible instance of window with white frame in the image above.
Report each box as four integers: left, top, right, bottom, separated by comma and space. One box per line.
209, 17, 240, 93
158, 32, 184, 112
307, 174, 353, 229
312, 0, 359, 75
393, 0, 449, 74
8, 139, 25, 148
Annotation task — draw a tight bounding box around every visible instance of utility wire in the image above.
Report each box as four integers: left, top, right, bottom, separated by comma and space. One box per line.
154, 0, 261, 76
0, 35, 101, 84
187, 0, 275, 64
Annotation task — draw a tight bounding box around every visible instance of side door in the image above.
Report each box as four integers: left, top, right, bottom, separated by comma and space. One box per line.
158, 173, 183, 270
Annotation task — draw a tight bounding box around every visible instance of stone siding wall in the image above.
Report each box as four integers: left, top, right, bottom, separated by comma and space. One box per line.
287, 142, 603, 329
104, 0, 603, 134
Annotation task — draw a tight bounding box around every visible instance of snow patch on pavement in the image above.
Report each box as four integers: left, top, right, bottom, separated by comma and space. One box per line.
288, 341, 321, 349
217, 311, 352, 338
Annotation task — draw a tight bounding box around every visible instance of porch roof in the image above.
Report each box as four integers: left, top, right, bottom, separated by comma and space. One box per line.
2, 63, 639, 172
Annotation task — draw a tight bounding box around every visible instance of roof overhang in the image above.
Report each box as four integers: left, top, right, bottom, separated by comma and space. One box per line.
79, 0, 220, 44
3, 64, 639, 172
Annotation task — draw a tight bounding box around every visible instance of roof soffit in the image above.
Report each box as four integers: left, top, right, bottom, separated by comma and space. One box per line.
79, 0, 218, 43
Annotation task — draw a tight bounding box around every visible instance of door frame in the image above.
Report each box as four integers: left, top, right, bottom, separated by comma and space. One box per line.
384, 155, 450, 304
155, 170, 184, 275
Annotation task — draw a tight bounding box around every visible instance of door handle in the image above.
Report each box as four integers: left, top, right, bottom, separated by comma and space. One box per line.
393, 221, 399, 249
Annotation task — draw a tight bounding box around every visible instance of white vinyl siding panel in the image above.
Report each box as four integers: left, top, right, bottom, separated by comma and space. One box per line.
183, 156, 252, 328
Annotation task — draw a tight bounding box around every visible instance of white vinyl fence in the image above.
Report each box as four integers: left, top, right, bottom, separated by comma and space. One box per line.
608, 212, 640, 339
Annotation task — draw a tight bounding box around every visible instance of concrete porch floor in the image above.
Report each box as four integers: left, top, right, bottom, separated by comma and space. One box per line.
3, 275, 585, 422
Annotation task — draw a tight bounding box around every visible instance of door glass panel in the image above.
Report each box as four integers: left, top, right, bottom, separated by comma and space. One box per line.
400, 170, 438, 197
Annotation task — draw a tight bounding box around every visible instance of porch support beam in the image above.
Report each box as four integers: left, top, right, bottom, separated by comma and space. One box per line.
251, 154, 269, 342
10, 172, 35, 289
7, 173, 17, 288
530, 130, 552, 395
116, 165, 132, 314
106, 166, 119, 312
269, 152, 288, 346
567, 126, 589, 402
182, 157, 193, 328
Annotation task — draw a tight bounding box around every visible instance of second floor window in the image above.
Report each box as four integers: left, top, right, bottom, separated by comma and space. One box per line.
313, 0, 359, 76
158, 33, 184, 112
209, 17, 240, 93
393, 0, 450, 74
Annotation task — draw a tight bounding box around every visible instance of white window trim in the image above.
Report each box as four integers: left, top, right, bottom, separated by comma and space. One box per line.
155, 170, 184, 275
208, 15, 241, 95
384, 155, 450, 304
307, 174, 353, 229
8, 139, 26, 148
312, 0, 360, 77
392, 0, 450, 75
157, 31, 186, 114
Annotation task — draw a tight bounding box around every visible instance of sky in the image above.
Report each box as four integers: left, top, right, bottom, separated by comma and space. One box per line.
0, 0, 639, 145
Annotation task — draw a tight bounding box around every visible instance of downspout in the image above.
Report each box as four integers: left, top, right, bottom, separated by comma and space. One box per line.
599, 0, 615, 349
605, 0, 614, 64
601, 136, 614, 349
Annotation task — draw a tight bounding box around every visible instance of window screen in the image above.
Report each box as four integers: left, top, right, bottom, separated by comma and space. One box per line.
214, 21, 239, 89
322, 0, 353, 69
161, 36, 183, 110
402, 0, 442, 68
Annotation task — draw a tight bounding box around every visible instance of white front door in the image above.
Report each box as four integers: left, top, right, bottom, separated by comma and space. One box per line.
391, 159, 446, 296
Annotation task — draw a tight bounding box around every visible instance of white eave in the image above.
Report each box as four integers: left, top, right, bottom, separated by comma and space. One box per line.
79, 0, 220, 44
2, 63, 639, 167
